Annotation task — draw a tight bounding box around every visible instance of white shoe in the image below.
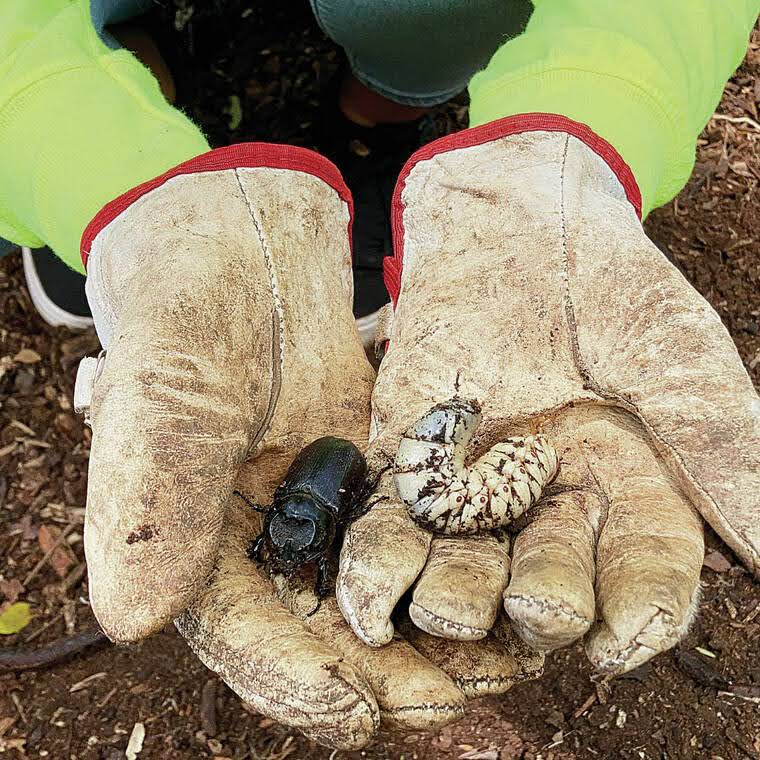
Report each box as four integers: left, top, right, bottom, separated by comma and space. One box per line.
22, 247, 94, 330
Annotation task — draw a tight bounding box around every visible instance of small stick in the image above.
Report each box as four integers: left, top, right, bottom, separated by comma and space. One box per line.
23, 609, 64, 643
23, 524, 76, 586
711, 113, 760, 131
0, 629, 110, 671
572, 692, 597, 719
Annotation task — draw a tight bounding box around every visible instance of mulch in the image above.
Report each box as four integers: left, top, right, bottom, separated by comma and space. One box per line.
1, 4, 758, 758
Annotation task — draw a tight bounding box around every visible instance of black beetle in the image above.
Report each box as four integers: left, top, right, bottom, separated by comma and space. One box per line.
235, 436, 379, 599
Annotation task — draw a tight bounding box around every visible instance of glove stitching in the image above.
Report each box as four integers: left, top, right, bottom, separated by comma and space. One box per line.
454, 675, 522, 696
504, 593, 590, 626
233, 170, 284, 458
176, 610, 375, 732
592, 605, 670, 671
384, 702, 466, 716
558, 140, 757, 574
409, 602, 488, 637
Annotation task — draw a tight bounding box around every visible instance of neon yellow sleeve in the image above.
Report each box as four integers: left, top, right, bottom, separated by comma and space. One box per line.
0, 1, 209, 271
469, 2, 759, 216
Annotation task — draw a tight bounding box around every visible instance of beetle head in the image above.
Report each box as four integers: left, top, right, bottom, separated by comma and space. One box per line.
264, 495, 335, 572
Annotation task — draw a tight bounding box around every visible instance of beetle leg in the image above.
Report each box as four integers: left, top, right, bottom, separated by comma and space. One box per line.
305, 557, 332, 618
246, 534, 267, 564
346, 460, 393, 522
234, 490, 268, 514
316, 556, 333, 598
346, 493, 388, 524
349, 460, 393, 518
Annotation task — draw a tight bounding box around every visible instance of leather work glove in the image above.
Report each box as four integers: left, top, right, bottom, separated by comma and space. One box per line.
338, 117, 759, 674
74, 145, 542, 749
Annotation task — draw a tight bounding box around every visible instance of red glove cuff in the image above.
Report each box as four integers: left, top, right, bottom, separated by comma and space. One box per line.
80, 143, 353, 269
384, 113, 642, 306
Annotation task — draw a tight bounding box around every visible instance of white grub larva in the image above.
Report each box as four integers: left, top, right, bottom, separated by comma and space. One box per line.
393, 398, 558, 535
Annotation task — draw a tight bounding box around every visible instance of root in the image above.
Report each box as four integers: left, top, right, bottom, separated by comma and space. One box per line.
0, 629, 110, 671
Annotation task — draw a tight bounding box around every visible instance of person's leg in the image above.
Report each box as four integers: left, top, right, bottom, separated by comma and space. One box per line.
311, 0, 532, 114
311, 0, 532, 335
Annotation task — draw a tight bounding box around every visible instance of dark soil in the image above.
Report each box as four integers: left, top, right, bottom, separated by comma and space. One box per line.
1, 4, 758, 759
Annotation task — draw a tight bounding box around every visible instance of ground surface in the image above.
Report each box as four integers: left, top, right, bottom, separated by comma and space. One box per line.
1, 4, 759, 759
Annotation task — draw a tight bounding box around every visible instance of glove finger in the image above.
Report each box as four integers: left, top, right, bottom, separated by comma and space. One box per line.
85, 171, 282, 641
504, 490, 598, 650
337, 470, 431, 647
277, 583, 466, 731
401, 614, 544, 698
570, 227, 759, 575
176, 507, 379, 751
409, 535, 510, 641
557, 408, 705, 674
585, 477, 703, 674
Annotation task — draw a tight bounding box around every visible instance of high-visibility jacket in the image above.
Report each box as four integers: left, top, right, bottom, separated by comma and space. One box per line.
1, 1, 757, 272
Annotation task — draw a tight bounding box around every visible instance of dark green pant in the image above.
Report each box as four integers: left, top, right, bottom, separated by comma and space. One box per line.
310, 0, 532, 105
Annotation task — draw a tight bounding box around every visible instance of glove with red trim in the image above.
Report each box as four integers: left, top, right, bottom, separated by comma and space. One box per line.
75, 145, 542, 748
337, 116, 760, 674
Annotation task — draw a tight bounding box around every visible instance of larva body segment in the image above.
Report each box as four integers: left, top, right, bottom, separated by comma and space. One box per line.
393, 399, 559, 534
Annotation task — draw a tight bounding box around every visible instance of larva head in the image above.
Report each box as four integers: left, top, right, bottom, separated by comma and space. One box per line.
405, 397, 482, 447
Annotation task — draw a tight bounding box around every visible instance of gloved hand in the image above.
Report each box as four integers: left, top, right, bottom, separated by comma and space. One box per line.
75, 145, 542, 748
338, 117, 759, 674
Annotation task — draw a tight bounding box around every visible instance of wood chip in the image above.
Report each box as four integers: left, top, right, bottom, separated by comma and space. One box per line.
37, 525, 77, 578
0, 717, 16, 739
703, 550, 732, 573
125, 722, 146, 760
22, 439, 51, 449
70, 671, 108, 693
572, 693, 597, 719
0, 442, 17, 458
742, 601, 760, 624
13, 349, 41, 364
458, 748, 499, 760
677, 651, 731, 689
200, 678, 218, 737
9, 420, 35, 436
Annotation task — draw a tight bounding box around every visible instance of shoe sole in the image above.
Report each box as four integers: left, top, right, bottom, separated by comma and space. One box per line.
356, 308, 383, 349
22, 247, 95, 330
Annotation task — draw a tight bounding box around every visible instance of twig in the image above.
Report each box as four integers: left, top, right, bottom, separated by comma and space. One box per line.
59, 562, 87, 593
0, 629, 109, 671
97, 687, 118, 709
70, 671, 108, 693
572, 692, 597, 719
24, 609, 64, 643
200, 678, 218, 737
10, 693, 27, 725
743, 600, 760, 624
22, 523, 75, 586
711, 113, 760, 131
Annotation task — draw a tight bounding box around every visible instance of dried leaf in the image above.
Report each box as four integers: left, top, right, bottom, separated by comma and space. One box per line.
13, 348, 41, 364
703, 550, 732, 573
0, 579, 24, 608
459, 749, 499, 760
0, 602, 31, 634
10, 514, 37, 541
126, 722, 146, 760
38, 524, 77, 578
